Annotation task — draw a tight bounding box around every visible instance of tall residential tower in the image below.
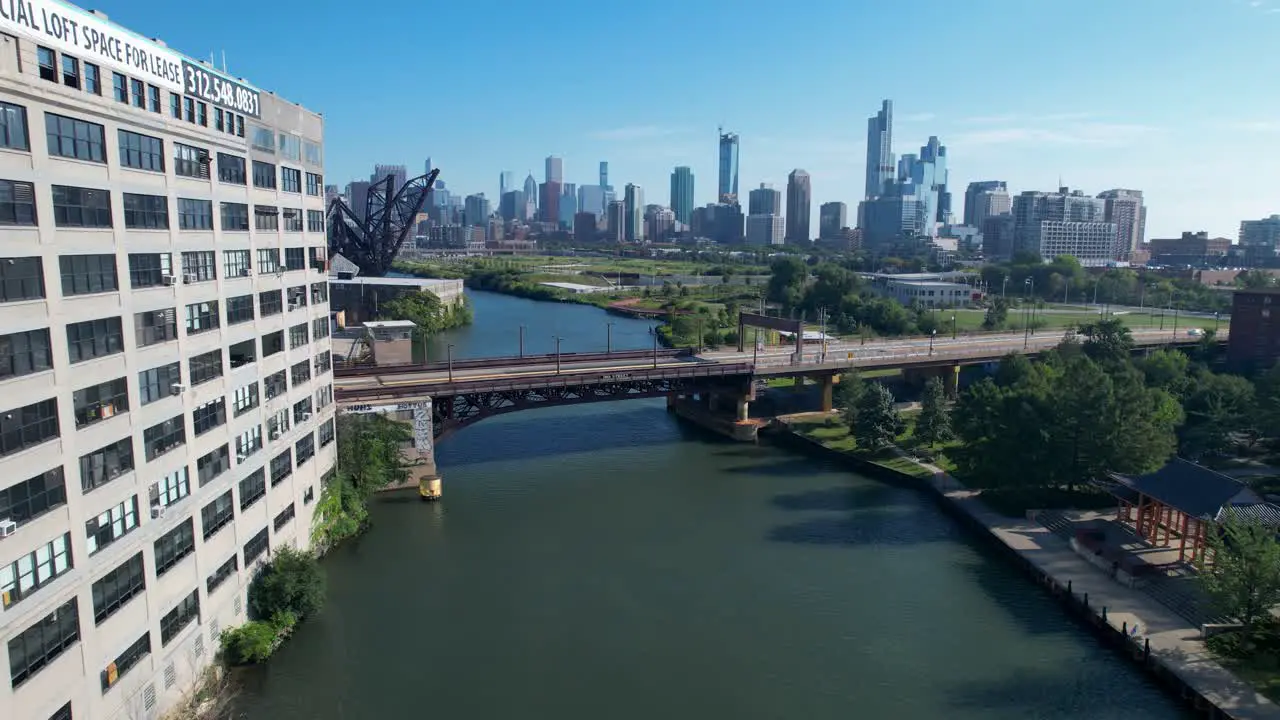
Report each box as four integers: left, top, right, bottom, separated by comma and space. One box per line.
717, 128, 739, 204
785, 169, 811, 243
864, 100, 894, 199
669, 167, 694, 227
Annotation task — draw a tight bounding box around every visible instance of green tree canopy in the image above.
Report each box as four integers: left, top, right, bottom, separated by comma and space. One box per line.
1199, 512, 1280, 635
915, 376, 953, 448
853, 383, 905, 451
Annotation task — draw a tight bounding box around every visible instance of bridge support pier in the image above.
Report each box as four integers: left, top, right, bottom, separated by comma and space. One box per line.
820, 374, 835, 412
902, 364, 961, 398
398, 399, 442, 500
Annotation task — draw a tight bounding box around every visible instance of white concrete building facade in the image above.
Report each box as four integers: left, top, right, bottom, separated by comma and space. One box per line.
0, 5, 336, 719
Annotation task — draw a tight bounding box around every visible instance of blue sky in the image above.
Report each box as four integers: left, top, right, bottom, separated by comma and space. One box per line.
103, 0, 1279, 240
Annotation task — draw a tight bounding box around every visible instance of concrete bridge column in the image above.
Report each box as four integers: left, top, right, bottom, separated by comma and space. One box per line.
736, 394, 750, 422
820, 374, 835, 412
404, 399, 442, 501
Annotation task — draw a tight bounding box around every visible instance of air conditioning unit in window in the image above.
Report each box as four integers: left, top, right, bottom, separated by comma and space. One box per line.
161, 274, 175, 286
239, 268, 251, 277
0, 519, 15, 538
171, 383, 187, 395
183, 273, 197, 284
150, 504, 165, 520
269, 430, 280, 440
236, 454, 246, 463
301, 412, 311, 421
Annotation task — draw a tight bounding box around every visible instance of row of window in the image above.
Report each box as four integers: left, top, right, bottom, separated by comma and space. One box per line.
0, 178, 327, 234
0, 98, 322, 191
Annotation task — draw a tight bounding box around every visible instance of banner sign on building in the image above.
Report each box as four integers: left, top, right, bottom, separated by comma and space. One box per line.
0, 0, 184, 92
181, 59, 260, 118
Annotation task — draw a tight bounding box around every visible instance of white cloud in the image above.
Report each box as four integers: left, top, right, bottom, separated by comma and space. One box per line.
1228, 120, 1280, 131
899, 112, 936, 123
589, 125, 685, 141
951, 122, 1160, 147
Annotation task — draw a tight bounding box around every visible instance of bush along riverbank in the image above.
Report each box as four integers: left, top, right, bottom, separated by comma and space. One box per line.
217, 415, 412, 666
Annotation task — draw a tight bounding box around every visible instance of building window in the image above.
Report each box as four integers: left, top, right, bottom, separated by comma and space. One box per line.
177, 198, 213, 230
314, 351, 332, 375
233, 383, 259, 417
0, 468, 66, 525
315, 384, 333, 410
59, 255, 118, 296
8, 597, 80, 688
295, 432, 315, 466
259, 289, 283, 317
174, 143, 209, 179
306, 209, 324, 233
151, 467, 191, 509
130, 78, 144, 109
197, 445, 231, 487
148, 85, 161, 113
218, 153, 246, 184
160, 590, 199, 647
223, 250, 252, 278
73, 377, 128, 428
291, 359, 311, 386
254, 205, 279, 231
85, 496, 138, 555
273, 503, 296, 531
235, 115, 244, 137
113, 72, 127, 103
0, 398, 59, 457
257, 249, 281, 274
189, 349, 223, 386
1, 328, 53, 379
235, 427, 263, 463
283, 207, 302, 232
239, 468, 266, 510
143, 416, 185, 461
79, 437, 134, 493
250, 126, 274, 153
286, 285, 307, 310
36, 46, 56, 82
262, 330, 284, 358
289, 323, 309, 350
138, 362, 181, 405
312, 316, 330, 341
207, 555, 237, 594
0, 532, 72, 610
278, 134, 301, 161
264, 370, 287, 400
311, 282, 330, 305
153, 518, 195, 576
196, 101, 207, 126
319, 418, 335, 447
304, 142, 322, 166
184, 301, 220, 335
60, 55, 80, 89
229, 338, 256, 370
243, 527, 269, 566
45, 113, 106, 163
181, 251, 216, 283
135, 308, 177, 347
252, 161, 276, 190
127, 253, 173, 289
182, 96, 194, 122
169, 92, 179, 118
66, 317, 124, 363
91, 553, 144, 625
266, 407, 289, 439
220, 202, 249, 231
214, 108, 224, 132
192, 398, 226, 435
118, 130, 164, 172
122, 193, 169, 229
52, 185, 112, 228
0, 179, 37, 226
269, 450, 292, 486
0, 102, 29, 150
281, 167, 301, 193
306, 172, 322, 196
101, 632, 150, 693
226, 295, 255, 325
292, 398, 313, 426
201, 490, 234, 540
84, 63, 101, 94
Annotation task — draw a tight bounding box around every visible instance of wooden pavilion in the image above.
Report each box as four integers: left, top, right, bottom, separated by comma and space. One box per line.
1104, 459, 1280, 564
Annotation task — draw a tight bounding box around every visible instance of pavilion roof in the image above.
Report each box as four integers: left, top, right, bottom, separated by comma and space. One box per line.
1108, 458, 1280, 525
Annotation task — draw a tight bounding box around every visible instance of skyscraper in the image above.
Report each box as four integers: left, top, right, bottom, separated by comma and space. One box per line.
372, 163, 408, 195
718, 128, 740, 204
963, 181, 1008, 226
891, 137, 948, 238
346, 180, 372, 216
624, 184, 645, 242
606, 201, 627, 243
820, 202, 848, 239
746, 214, 786, 246
748, 184, 781, 216
599, 161, 611, 191
499, 171, 514, 198
865, 100, 894, 199
1012, 188, 1117, 265
545, 156, 563, 184
0, 15, 333, 720
539, 182, 561, 225
424, 157, 433, 174
578, 185, 606, 217
1097, 189, 1147, 257
523, 173, 539, 211
670, 166, 695, 226
786, 169, 812, 243
559, 183, 578, 227
919, 137, 950, 223
465, 193, 491, 225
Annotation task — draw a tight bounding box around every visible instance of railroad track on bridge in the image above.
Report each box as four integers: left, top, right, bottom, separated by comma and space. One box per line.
335, 347, 693, 377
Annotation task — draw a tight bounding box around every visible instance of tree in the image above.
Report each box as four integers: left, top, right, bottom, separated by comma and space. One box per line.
982, 297, 1010, 330
1138, 348, 1191, 396
220, 621, 279, 665
1180, 371, 1256, 457
833, 371, 866, 430
1198, 512, 1280, 635
248, 546, 327, 622
853, 383, 905, 451
1078, 318, 1133, 366
915, 376, 952, 447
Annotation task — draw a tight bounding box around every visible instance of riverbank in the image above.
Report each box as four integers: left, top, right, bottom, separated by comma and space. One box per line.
768, 421, 1279, 719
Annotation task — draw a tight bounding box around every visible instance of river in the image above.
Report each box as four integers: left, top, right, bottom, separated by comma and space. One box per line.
235, 290, 1189, 719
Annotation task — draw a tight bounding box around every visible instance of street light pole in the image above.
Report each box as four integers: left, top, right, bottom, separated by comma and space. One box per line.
518, 325, 525, 358
950, 314, 957, 340
652, 332, 658, 368
447, 344, 454, 382
606, 322, 614, 355
929, 329, 937, 356
553, 335, 562, 374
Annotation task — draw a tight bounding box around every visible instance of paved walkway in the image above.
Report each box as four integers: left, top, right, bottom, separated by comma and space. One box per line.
917, 459, 1280, 719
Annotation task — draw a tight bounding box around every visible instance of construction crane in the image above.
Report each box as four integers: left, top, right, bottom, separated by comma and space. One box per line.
327, 168, 440, 276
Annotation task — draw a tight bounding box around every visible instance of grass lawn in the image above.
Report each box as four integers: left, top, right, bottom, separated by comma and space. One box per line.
935, 308, 1204, 334
1206, 630, 1280, 704
788, 415, 936, 480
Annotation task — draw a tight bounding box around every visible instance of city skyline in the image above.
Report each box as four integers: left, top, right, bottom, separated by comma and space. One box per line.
99, 0, 1280, 240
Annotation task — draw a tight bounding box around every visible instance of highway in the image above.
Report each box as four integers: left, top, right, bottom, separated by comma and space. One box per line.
335, 326, 1226, 395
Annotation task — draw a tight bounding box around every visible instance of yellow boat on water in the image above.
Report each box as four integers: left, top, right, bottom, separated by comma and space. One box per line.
419, 476, 443, 501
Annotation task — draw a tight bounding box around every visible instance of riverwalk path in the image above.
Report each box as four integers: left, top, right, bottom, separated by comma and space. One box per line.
916, 458, 1280, 719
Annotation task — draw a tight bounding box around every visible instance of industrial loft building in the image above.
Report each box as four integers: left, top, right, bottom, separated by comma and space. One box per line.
0, 4, 336, 720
